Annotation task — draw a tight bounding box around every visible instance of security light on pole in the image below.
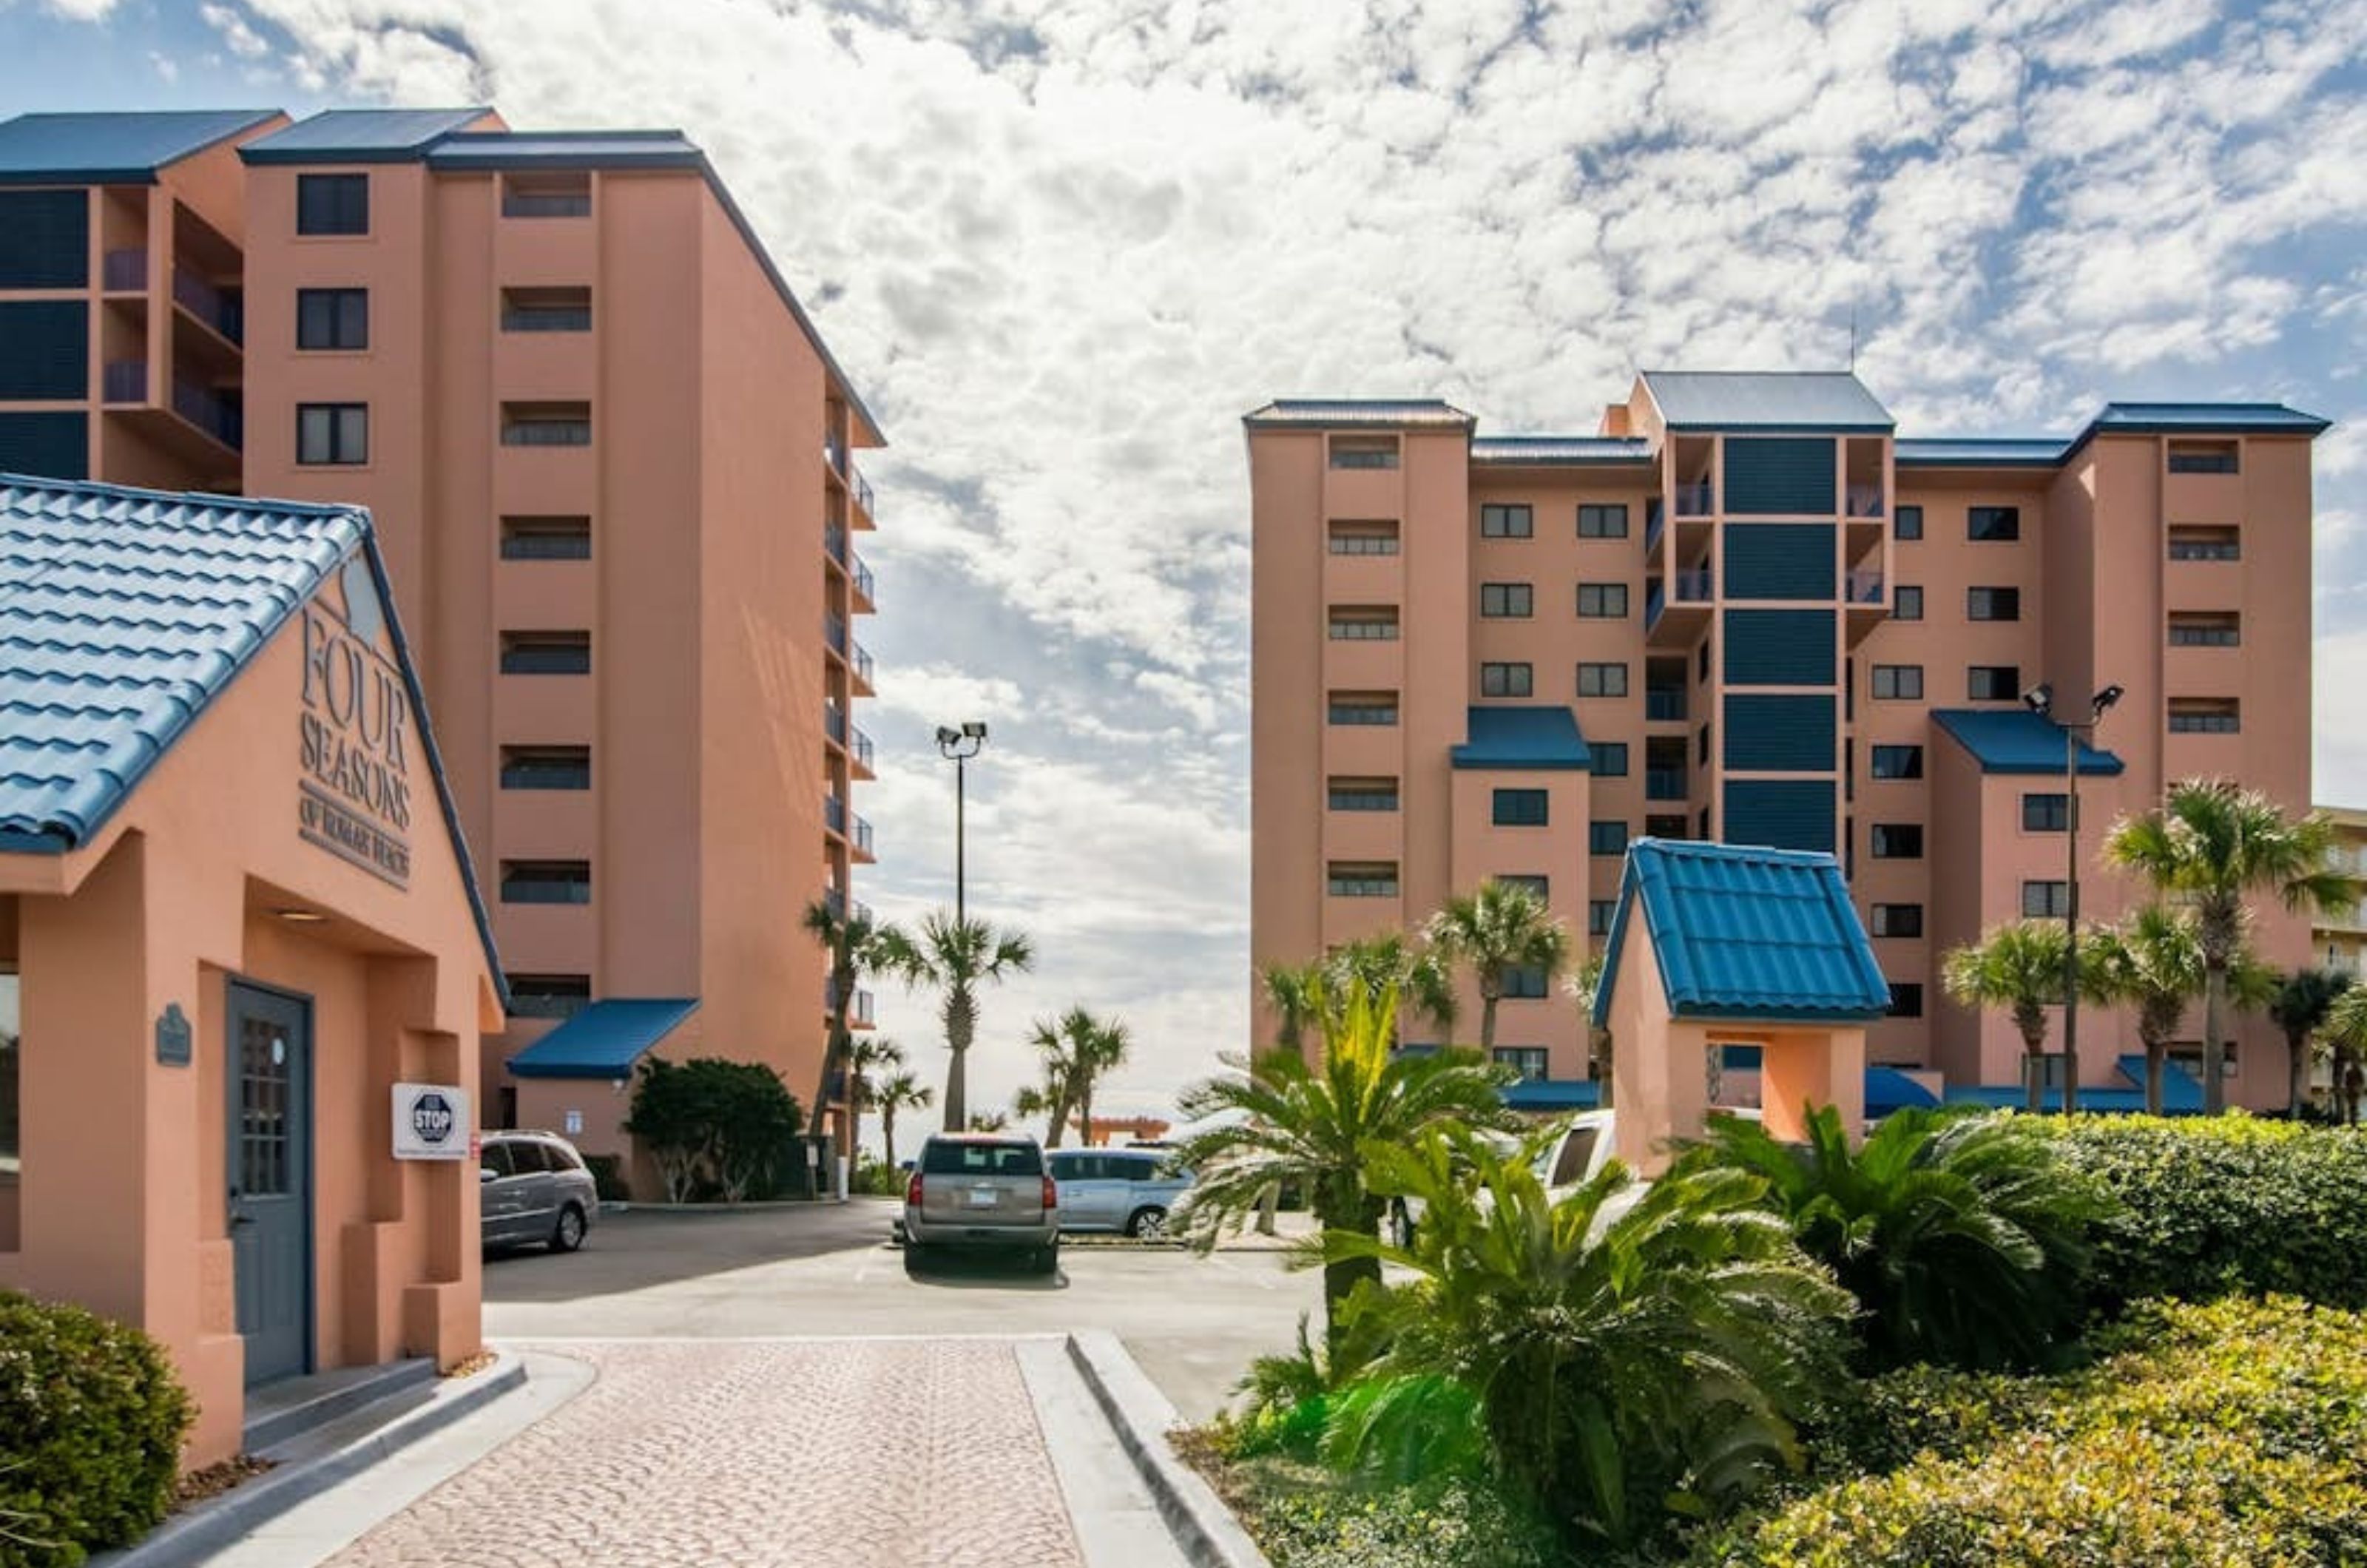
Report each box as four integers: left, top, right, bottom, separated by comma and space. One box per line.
2022, 681, 2123, 1115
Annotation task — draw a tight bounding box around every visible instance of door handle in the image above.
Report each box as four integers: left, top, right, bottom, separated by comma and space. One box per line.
228, 1189, 254, 1228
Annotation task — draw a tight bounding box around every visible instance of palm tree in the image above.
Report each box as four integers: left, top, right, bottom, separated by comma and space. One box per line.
1011, 1084, 1056, 1140
2103, 782, 2357, 1113
1170, 981, 1515, 1344
2269, 968, 2353, 1118
2329, 987, 2367, 1126
1564, 950, 1611, 1106
1023, 1010, 1129, 1147
1425, 880, 1574, 1055
2086, 906, 2212, 1115
966, 1109, 1011, 1133
1258, 959, 1326, 1055
802, 899, 894, 1164
1941, 920, 2076, 1112
872, 1070, 931, 1174
842, 1035, 905, 1168
1324, 932, 1458, 1044
877, 910, 1034, 1131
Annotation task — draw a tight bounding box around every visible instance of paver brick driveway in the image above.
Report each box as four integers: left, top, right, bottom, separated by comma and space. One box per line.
324, 1339, 1084, 1568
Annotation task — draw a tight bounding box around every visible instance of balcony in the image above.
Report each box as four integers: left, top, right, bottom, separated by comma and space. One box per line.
1846, 568, 1884, 604
173, 378, 242, 450
825, 703, 848, 746
824, 436, 847, 479
849, 723, 876, 777
1844, 484, 1885, 518
825, 612, 848, 655
825, 794, 846, 835
850, 639, 876, 693
851, 553, 876, 609
1646, 768, 1689, 802
852, 463, 875, 521
825, 523, 848, 564
851, 813, 876, 861
1644, 497, 1666, 553
172, 266, 241, 345
1645, 687, 1686, 722
822, 975, 877, 1027
103, 359, 146, 403
1645, 568, 1712, 646
103, 248, 148, 291
1673, 480, 1715, 517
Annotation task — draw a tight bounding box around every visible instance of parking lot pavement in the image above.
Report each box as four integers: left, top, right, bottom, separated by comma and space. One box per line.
484, 1198, 1323, 1421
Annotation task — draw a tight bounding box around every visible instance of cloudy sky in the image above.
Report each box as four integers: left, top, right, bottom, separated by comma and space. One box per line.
10, 0, 2365, 1135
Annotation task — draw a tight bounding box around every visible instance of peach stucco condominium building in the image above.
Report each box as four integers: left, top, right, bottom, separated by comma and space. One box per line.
0, 109, 884, 1175
1247, 372, 2329, 1112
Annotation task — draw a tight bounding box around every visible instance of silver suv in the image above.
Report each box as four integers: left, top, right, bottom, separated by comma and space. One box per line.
480, 1131, 598, 1254
1046, 1146, 1193, 1237
903, 1134, 1058, 1273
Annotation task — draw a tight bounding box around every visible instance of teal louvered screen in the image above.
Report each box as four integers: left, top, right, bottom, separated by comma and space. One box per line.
1723, 694, 1835, 771
1722, 609, 1834, 686
0, 191, 89, 288
0, 302, 88, 399
1723, 522, 1834, 600
1724, 437, 1836, 516
0, 412, 87, 479
1723, 780, 1835, 852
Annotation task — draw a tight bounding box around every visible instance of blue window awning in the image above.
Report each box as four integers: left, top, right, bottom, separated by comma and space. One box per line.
506, 998, 699, 1081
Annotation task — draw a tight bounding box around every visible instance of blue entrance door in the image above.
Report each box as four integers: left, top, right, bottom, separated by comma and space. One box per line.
227, 982, 311, 1386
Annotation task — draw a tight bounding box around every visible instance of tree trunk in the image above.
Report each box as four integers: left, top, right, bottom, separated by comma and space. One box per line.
1479, 993, 1499, 1055
2144, 1038, 2166, 1117
2202, 964, 2229, 1115
882, 1108, 898, 1176
2025, 1038, 2046, 1114
1078, 1081, 1095, 1148
942, 986, 976, 1131
1594, 1029, 1615, 1107
2289, 1030, 2312, 1120
809, 965, 851, 1141
1315, 1190, 1385, 1350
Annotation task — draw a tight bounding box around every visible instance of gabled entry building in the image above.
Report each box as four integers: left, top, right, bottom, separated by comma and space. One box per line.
0, 474, 504, 1467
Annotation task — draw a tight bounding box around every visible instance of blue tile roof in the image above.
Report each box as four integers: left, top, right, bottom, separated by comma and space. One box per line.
1640, 371, 1894, 432
1243, 399, 1475, 429
1470, 436, 1654, 466
1503, 1078, 1601, 1112
1931, 709, 2125, 776
507, 998, 700, 1079
237, 108, 492, 163
0, 109, 280, 184
0, 473, 504, 996
1945, 1055, 2201, 1114
1593, 839, 1893, 1027
1451, 705, 1591, 771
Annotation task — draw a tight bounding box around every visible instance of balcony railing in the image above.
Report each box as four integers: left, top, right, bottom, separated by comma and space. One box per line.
825, 794, 846, 834
1846, 567, 1885, 604
1673, 480, 1715, 516
102, 359, 146, 403
1644, 498, 1666, 552
853, 464, 874, 518
172, 378, 242, 450
824, 436, 846, 477
825, 523, 848, 564
1672, 568, 1712, 602
102, 248, 147, 291
825, 612, 848, 654
851, 814, 874, 856
503, 191, 592, 218
852, 555, 876, 604
825, 703, 848, 745
1845, 484, 1885, 518
851, 641, 874, 689
1646, 768, 1689, 801
849, 724, 875, 773
1645, 688, 1686, 722
172, 266, 241, 343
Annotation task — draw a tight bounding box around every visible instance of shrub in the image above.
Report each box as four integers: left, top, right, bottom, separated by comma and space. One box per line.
581, 1154, 630, 1203
622, 1058, 806, 1203
1183, 1435, 1561, 1568
2035, 1116, 2367, 1310
0, 1292, 194, 1567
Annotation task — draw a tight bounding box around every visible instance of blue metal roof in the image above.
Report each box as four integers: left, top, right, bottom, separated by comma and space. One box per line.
507, 998, 700, 1079
425, 131, 702, 171
1895, 437, 2070, 467
1931, 709, 2126, 776
1243, 400, 1474, 429
1865, 1065, 1942, 1115
1593, 839, 1893, 1027
238, 108, 492, 163
0, 109, 280, 184
2088, 402, 2331, 436
1639, 371, 1893, 432
1503, 1078, 1601, 1112
1470, 436, 1654, 466
0, 473, 505, 998
1451, 705, 1591, 771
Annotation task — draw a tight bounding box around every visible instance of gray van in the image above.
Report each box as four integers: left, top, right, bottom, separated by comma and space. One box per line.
1045, 1146, 1193, 1237
481, 1131, 598, 1254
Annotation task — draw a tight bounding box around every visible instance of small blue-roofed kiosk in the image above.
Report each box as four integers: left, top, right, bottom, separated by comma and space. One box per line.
1593, 840, 1893, 1173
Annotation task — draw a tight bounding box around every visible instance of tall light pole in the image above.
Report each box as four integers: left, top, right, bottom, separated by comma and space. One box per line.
935, 722, 987, 925
2023, 682, 2124, 1115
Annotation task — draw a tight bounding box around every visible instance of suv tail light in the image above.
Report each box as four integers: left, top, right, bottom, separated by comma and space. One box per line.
1041, 1175, 1058, 1211
905, 1172, 923, 1206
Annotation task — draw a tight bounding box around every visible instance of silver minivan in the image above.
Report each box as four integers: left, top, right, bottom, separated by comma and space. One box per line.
903, 1134, 1058, 1273
480, 1131, 598, 1254
1046, 1147, 1192, 1237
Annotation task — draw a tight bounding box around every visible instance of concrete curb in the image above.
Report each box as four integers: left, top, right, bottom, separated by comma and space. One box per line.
93, 1352, 528, 1568
1066, 1331, 1272, 1568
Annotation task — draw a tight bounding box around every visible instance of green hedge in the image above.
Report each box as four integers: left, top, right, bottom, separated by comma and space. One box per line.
0, 1292, 193, 1567
2035, 1116, 2367, 1310
1692, 1296, 2367, 1567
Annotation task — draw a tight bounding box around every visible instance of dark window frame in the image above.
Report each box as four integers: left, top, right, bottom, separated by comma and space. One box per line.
1968, 665, 2022, 702
1870, 823, 1925, 859
1480, 503, 1533, 538
1576, 503, 1629, 539
2022, 792, 2069, 832
295, 287, 368, 351
296, 173, 370, 237
1871, 664, 1923, 700
1576, 582, 1630, 618
1892, 585, 1923, 621
500, 746, 593, 791
1968, 505, 2020, 542
1592, 741, 1630, 777
1894, 504, 1924, 541
1492, 788, 1550, 827
1576, 661, 1629, 698
1479, 662, 1534, 697
295, 402, 368, 466
1479, 581, 1535, 618
499, 631, 592, 675
1967, 586, 2021, 622
1869, 744, 1923, 780
499, 859, 592, 906
1869, 904, 1923, 938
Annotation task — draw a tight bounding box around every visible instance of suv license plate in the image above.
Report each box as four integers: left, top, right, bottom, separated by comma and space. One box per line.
967, 1189, 997, 1208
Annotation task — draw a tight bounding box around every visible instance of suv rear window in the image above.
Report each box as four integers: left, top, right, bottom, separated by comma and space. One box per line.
922, 1140, 1044, 1177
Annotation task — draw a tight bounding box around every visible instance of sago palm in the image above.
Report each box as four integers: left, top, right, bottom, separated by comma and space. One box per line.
2103, 782, 2357, 1112
1329, 1124, 1854, 1547
872, 1069, 931, 1173
1675, 1105, 2113, 1371
2269, 968, 2352, 1118
2086, 906, 2272, 1115
1426, 880, 1574, 1054
876, 910, 1033, 1131
802, 899, 896, 1152
1170, 981, 1514, 1342
1325, 931, 1459, 1044
1940, 921, 2076, 1112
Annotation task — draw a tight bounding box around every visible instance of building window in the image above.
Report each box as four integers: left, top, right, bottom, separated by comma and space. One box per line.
1967, 587, 2021, 621
1481, 503, 1533, 538
501, 746, 592, 790
501, 402, 592, 447
1892, 585, 1923, 621
1480, 662, 1533, 697
1493, 1046, 1549, 1080
295, 288, 368, 350
1329, 437, 1397, 470
500, 515, 592, 561
2168, 612, 2241, 647
1577, 503, 1628, 538
1328, 862, 1399, 897
1888, 982, 1924, 1018
502, 171, 592, 218
1968, 665, 2022, 702
1895, 504, 1923, 541
1588, 900, 1616, 936
2169, 698, 2241, 734
1871, 664, 1922, 700
1328, 519, 1399, 555
500, 286, 593, 332
2022, 879, 2072, 919
1576, 661, 1628, 698
1328, 777, 1399, 812
296, 402, 368, 465
1499, 965, 1550, 1000
1871, 823, 1924, 859
1593, 741, 1629, 777
296, 172, 369, 236
1968, 505, 2020, 541
499, 631, 592, 675
2167, 440, 2239, 474
1328, 606, 1398, 641
2023, 792, 2069, 832
1493, 788, 1549, 827
1698, 639, 1711, 683
1328, 691, 1398, 726
1870, 904, 1922, 938
1870, 744, 1923, 780
1576, 583, 1630, 618
501, 859, 592, 905
507, 973, 592, 1020
1499, 874, 1550, 900
1589, 820, 1627, 855
2169, 525, 2241, 561
0, 968, 16, 1191
1480, 582, 1533, 618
